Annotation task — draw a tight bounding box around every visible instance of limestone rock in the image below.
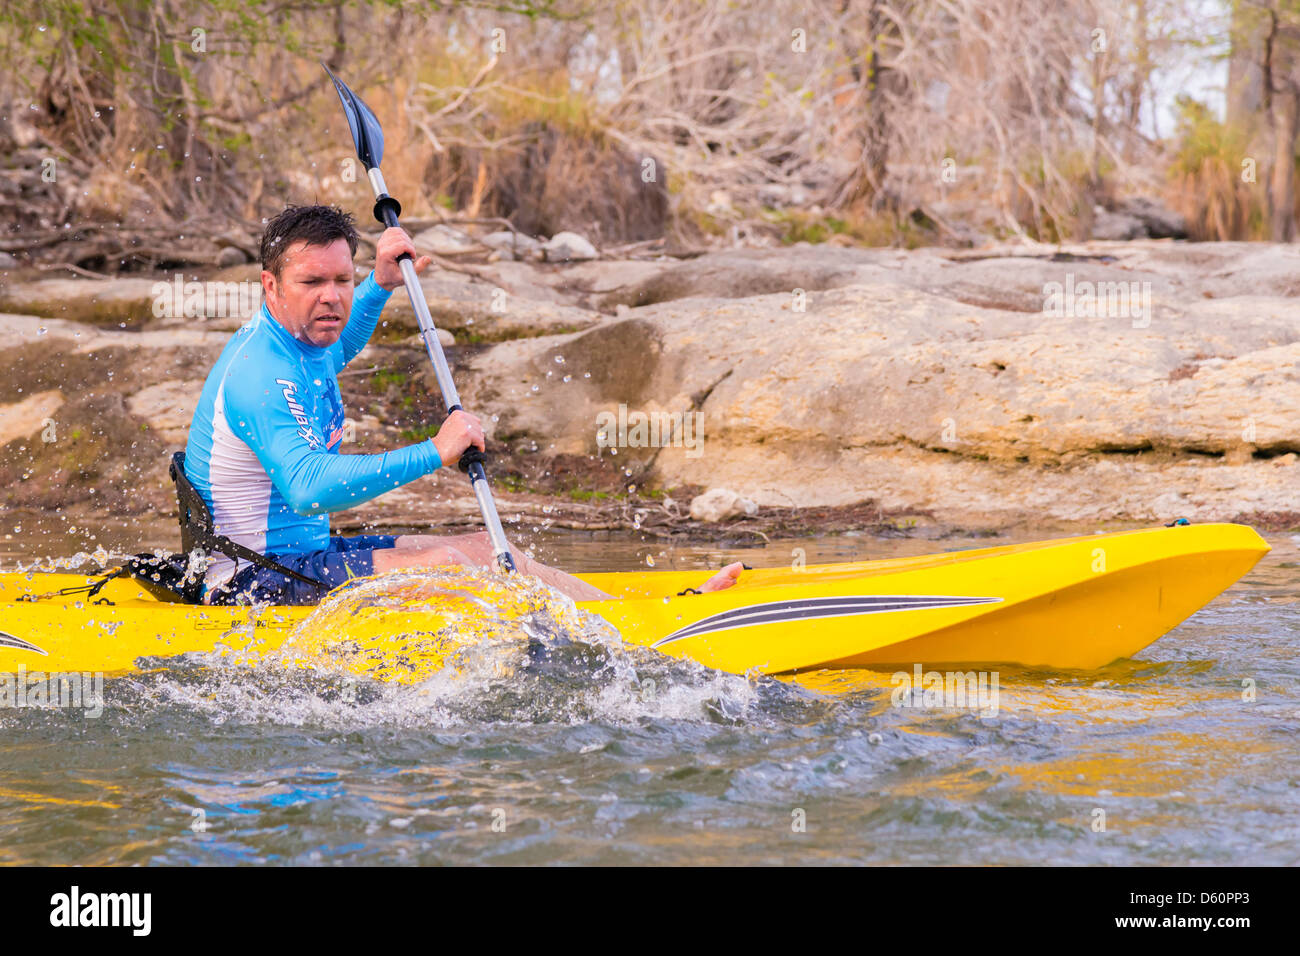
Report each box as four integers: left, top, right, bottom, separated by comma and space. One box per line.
554, 259, 669, 298
1090, 205, 1146, 241
481, 231, 542, 260
689, 488, 758, 522
380, 272, 600, 341
0, 277, 164, 327
402, 328, 456, 348
216, 246, 248, 267
595, 246, 892, 310
457, 240, 1300, 525
0, 312, 231, 352
413, 224, 478, 257
1117, 197, 1188, 239
0, 389, 64, 445
126, 380, 199, 447
543, 231, 598, 262
5, 238, 1300, 528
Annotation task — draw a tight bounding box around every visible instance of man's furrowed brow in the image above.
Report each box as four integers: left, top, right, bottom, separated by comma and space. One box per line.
296, 268, 355, 282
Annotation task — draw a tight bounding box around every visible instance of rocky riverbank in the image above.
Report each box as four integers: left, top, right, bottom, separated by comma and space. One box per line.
1, 237, 1298, 552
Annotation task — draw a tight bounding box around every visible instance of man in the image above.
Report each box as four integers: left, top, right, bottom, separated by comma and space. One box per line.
185, 204, 740, 605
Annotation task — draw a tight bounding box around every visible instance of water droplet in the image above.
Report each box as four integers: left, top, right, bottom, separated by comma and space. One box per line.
645, 555, 655, 567
554, 355, 565, 364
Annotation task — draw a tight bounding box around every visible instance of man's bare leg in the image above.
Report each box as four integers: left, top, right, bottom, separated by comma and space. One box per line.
383, 532, 612, 601
384, 533, 744, 601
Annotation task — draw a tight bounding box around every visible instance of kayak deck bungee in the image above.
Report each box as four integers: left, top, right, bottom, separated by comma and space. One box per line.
0, 524, 1270, 679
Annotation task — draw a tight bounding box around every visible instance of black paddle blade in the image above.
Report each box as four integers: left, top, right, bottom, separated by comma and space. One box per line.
322, 62, 386, 170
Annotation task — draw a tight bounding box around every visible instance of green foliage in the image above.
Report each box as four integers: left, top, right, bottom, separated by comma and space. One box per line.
371, 369, 408, 391
417, 55, 603, 140
1007, 149, 1112, 242
760, 206, 924, 248
399, 422, 439, 441
1169, 96, 1249, 177
495, 473, 529, 493
767, 210, 851, 245
220, 131, 253, 152
685, 207, 727, 238
566, 487, 610, 501
1168, 95, 1270, 240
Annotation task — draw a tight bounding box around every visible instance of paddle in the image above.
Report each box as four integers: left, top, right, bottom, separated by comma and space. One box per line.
323, 63, 517, 573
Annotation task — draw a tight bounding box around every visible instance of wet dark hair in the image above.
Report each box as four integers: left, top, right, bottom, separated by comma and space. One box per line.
260, 204, 359, 279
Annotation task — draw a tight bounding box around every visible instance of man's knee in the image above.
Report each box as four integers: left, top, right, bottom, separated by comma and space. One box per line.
416, 545, 470, 566
447, 531, 493, 559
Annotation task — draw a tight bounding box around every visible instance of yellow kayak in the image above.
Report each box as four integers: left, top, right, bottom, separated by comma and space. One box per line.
0, 524, 1269, 680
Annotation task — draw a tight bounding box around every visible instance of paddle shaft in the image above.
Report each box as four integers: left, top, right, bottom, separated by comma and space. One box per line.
367, 167, 516, 573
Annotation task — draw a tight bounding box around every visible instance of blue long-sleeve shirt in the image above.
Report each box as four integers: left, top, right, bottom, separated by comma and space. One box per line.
184, 272, 441, 588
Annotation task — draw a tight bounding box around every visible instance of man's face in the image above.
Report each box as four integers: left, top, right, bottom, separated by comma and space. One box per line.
261, 238, 355, 348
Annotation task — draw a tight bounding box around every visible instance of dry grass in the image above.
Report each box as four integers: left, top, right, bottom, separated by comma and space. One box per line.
418, 75, 668, 242
1166, 100, 1270, 241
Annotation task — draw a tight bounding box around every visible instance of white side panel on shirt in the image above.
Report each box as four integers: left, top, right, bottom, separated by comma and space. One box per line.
206, 379, 272, 588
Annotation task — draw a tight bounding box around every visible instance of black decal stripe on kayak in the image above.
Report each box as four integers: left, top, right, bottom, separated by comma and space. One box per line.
660, 602, 981, 643
653, 595, 1002, 648
0, 631, 48, 656
659, 595, 998, 642
676, 594, 994, 630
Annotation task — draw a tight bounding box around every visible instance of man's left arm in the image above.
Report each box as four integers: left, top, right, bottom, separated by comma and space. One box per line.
336, 228, 433, 368
336, 270, 391, 367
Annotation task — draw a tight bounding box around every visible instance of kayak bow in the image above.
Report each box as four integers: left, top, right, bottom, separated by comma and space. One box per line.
0, 524, 1269, 679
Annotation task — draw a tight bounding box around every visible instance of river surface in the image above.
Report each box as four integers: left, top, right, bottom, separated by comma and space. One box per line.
1, 519, 1297, 865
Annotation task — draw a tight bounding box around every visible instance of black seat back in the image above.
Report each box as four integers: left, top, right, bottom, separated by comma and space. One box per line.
169, 451, 210, 558
164, 450, 330, 603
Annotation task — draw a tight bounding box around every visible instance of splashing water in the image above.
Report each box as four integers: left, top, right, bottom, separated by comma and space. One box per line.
128, 565, 764, 730
275, 566, 620, 687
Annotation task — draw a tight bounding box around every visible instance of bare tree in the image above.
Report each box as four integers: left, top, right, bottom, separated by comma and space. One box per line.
0, 0, 1286, 260
1259, 0, 1300, 241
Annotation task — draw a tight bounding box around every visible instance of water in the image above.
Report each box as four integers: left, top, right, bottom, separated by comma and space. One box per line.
2, 523, 1298, 865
